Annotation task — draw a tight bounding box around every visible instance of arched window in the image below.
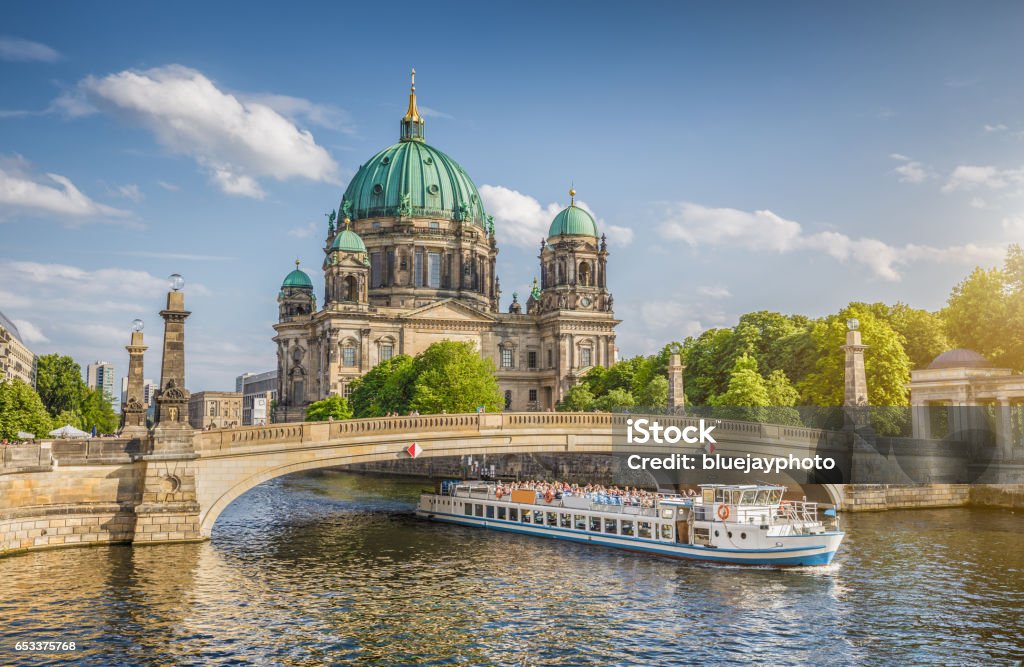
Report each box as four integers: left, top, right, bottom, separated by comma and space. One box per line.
343, 275, 357, 301
504, 390, 512, 410
579, 262, 592, 287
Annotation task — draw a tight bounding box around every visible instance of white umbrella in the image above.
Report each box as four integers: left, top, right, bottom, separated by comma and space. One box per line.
16, 431, 35, 440
48, 424, 90, 439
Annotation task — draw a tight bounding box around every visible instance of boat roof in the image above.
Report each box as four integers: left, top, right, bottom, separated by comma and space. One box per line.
698, 484, 786, 491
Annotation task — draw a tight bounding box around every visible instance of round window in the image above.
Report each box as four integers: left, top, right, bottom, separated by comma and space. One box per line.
727, 531, 733, 538
740, 532, 747, 540
424, 156, 433, 165
714, 530, 719, 538
372, 184, 383, 195
427, 184, 440, 195
381, 156, 390, 165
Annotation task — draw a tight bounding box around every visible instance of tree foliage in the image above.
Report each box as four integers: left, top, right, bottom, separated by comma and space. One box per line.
347, 355, 415, 417
559, 384, 595, 412
409, 341, 502, 414
0, 379, 53, 440
305, 395, 353, 421
35, 354, 86, 417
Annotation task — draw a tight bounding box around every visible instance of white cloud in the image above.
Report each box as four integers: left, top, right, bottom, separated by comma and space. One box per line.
984, 123, 1008, 133
479, 184, 633, 248
970, 197, 987, 209
0, 154, 132, 222
697, 285, 731, 299
157, 180, 180, 192
288, 222, 318, 239
116, 183, 144, 202
0, 36, 60, 63
1003, 216, 1024, 235
10, 319, 48, 344
605, 225, 634, 246
889, 153, 932, 183
419, 106, 454, 120
657, 202, 1005, 282
72, 65, 339, 198
942, 165, 1024, 193
242, 93, 354, 133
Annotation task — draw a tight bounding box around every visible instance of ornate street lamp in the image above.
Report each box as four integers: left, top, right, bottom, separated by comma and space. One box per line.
168, 273, 185, 292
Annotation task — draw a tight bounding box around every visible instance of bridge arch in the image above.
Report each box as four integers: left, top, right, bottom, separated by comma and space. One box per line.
194, 413, 849, 535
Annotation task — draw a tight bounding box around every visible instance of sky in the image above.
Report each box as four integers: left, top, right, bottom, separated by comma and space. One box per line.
1, 1, 1023, 391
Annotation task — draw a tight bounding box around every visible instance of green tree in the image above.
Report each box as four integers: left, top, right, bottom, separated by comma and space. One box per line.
886, 304, 949, 370
78, 387, 119, 434
0, 379, 54, 440
593, 387, 635, 412
348, 354, 415, 417
34, 354, 86, 417
305, 395, 353, 421
799, 305, 911, 408
943, 245, 1024, 371
409, 341, 502, 414
559, 383, 596, 411
635, 375, 669, 409
710, 354, 770, 417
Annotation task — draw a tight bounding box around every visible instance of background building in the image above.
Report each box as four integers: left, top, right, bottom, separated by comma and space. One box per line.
188, 391, 243, 430
236, 370, 278, 425
120, 376, 156, 409
86, 360, 118, 412
0, 311, 36, 386
273, 74, 619, 421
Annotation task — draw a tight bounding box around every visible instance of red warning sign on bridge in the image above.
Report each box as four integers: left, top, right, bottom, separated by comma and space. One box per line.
406, 442, 422, 458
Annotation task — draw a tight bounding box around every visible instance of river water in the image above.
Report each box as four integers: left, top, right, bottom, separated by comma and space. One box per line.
1, 472, 1022, 666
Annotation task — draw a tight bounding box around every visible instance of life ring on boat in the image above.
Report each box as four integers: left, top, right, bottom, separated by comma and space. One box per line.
543, 490, 555, 503
495, 488, 503, 499
717, 504, 731, 521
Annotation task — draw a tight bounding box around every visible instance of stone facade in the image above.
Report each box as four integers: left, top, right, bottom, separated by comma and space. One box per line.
273, 78, 619, 421
0, 310, 35, 386
188, 391, 243, 429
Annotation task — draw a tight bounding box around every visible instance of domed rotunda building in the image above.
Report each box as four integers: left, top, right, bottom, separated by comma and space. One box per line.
273, 71, 619, 420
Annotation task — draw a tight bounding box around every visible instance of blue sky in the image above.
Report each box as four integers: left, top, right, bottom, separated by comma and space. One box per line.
2, 1, 1023, 390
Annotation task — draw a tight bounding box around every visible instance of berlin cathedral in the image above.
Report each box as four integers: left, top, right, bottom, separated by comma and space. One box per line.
273, 71, 619, 420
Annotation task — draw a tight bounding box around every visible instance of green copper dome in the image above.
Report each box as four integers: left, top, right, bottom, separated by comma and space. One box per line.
282, 262, 313, 289
331, 227, 367, 253
340, 141, 487, 227
548, 204, 598, 238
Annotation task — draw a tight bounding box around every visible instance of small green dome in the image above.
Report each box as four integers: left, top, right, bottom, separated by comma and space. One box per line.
340, 141, 487, 227
548, 204, 598, 238
282, 262, 313, 289
331, 227, 367, 253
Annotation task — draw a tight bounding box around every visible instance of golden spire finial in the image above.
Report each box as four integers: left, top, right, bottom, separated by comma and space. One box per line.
403, 67, 421, 124
343, 217, 351, 228
295, 258, 300, 268
569, 183, 576, 206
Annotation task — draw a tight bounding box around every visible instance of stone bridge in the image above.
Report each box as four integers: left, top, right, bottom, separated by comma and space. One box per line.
6, 410, 1000, 556
192, 411, 852, 535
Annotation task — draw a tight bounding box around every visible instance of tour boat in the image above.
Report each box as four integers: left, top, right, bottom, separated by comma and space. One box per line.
416, 482, 844, 567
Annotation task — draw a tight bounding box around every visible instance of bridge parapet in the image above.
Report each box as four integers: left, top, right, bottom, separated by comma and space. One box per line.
1, 443, 52, 474
196, 412, 839, 455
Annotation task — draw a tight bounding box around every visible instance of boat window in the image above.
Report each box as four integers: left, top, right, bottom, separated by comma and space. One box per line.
621, 520, 634, 536
755, 490, 769, 505
497, 507, 506, 520
546, 512, 557, 527
589, 516, 601, 532
731, 490, 742, 505
741, 491, 755, 505
475, 504, 483, 517
740, 532, 747, 540
464, 503, 472, 516
559, 513, 571, 528
533, 510, 544, 525
677, 508, 689, 519
715, 489, 725, 503
703, 488, 716, 504
772, 490, 784, 504
486, 505, 495, 519
574, 514, 586, 530
604, 518, 618, 534
638, 522, 652, 539
661, 509, 674, 520
661, 524, 673, 540
509, 508, 518, 522
521, 509, 531, 523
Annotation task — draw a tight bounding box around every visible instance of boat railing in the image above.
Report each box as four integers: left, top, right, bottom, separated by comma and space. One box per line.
777, 500, 820, 526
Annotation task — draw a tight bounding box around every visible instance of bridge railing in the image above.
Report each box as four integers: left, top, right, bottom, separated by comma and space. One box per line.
196, 411, 836, 453
1, 443, 52, 473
